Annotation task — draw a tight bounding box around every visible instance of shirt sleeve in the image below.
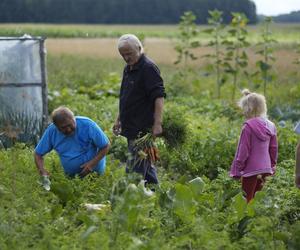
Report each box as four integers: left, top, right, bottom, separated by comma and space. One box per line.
35, 126, 53, 156
143, 64, 166, 103
232, 124, 251, 171
269, 127, 278, 170
89, 122, 109, 149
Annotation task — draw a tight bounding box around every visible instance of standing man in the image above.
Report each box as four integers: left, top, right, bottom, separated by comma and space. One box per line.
295, 122, 300, 188
113, 34, 166, 184
34, 106, 110, 178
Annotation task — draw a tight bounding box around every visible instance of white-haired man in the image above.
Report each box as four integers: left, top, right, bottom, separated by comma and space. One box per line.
113, 34, 166, 184
34, 106, 110, 178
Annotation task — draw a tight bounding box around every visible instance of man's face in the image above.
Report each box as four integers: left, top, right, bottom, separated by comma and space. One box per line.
56, 117, 76, 136
119, 43, 141, 66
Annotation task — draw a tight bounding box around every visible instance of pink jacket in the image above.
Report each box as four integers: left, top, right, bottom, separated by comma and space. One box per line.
230, 117, 278, 178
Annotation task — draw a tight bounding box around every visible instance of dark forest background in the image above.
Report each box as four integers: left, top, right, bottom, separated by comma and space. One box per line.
0, 0, 257, 24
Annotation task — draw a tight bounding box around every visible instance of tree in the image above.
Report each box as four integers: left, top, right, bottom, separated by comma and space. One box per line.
0, 0, 257, 24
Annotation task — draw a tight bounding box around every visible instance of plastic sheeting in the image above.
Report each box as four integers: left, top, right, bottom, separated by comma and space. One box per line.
0, 40, 42, 84
0, 38, 47, 147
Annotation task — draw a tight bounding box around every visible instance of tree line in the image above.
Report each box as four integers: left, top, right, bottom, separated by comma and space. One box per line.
0, 0, 257, 24
273, 11, 300, 23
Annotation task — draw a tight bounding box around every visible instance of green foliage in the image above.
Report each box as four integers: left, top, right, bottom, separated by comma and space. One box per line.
162, 106, 188, 148
174, 11, 200, 66
204, 10, 226, 98
1, 26, 300, 248
276, 123, 299, 163
0, 108, 42, 148
254, 17, 278, 96
222, 12, 250, 100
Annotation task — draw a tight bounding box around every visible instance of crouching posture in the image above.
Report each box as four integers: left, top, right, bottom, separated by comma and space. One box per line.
230, 89, 278, 203
34, 106, 110, 178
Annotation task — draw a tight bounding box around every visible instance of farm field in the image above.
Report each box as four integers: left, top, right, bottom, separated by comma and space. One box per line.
45, 37, 299, 72
1, 23, 300, 42
1, 24, 300, 249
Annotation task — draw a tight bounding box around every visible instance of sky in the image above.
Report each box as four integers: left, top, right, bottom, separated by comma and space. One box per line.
252, 0, 300, 16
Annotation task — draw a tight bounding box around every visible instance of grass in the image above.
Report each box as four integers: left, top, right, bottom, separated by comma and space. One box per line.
0, 23, 179, 38
0, 23, 300, 43
44, 37, 300, 73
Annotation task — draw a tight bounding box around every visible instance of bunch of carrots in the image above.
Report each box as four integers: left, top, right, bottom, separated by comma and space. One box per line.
133, 133, 160, 163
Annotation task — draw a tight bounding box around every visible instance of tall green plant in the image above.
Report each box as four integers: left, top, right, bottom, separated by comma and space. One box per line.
254, 17, 277, 96
293, 43, 300, 67
203, 10, 226, 98
222, 13, 250, 100
174, 11, 200, 66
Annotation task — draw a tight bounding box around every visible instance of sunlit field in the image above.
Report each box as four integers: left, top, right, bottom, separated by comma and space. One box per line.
45, 37, 299, 74
1, 23, 300, 249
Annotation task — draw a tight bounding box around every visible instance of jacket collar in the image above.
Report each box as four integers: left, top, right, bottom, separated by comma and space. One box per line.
125, 54, 145, 72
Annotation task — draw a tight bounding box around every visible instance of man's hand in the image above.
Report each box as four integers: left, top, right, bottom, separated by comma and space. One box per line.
295, 175, 300, 188
79, 162, 94, 178
152, 123, 162, 137
34, 153, 50, 176
40, 169, 50, 176
153, 97, 164, 138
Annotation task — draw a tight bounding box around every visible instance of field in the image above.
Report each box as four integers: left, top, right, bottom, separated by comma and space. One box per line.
1, 24, 300, 249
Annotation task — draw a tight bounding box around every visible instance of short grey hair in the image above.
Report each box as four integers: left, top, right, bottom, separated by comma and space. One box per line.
117, 34, 144, 53
51, 106, 75, 125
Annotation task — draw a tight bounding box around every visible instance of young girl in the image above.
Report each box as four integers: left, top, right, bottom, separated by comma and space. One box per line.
230, 89, 278, 203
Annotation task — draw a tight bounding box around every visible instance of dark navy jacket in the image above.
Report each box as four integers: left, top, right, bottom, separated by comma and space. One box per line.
119, 54, 166, 139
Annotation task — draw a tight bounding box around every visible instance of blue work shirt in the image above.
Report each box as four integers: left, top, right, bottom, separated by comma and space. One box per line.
35, 116, 109, 176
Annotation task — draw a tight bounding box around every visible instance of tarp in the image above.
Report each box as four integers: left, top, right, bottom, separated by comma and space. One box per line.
0, 37, 47, 147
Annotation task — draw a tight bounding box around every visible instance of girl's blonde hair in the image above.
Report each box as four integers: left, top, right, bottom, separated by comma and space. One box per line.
238, 89, 267, 118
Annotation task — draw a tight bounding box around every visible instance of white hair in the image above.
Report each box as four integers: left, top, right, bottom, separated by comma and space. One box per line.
117, 34, 144, 53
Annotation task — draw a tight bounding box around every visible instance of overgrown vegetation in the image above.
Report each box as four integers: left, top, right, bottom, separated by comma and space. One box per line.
254, 17, 277, 96
1, 19, 300, 249
174, 11, 200, 66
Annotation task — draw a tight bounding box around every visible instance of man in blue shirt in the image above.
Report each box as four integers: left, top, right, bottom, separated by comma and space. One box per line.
34, 106, 110, 178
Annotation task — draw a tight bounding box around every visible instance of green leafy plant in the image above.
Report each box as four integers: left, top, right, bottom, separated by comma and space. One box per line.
174, 11, 200, 66
254, 17, 278, 96
162, 108, 188, 148
204, 10, 226, 98
222, 12, 250, 100
0, 108, 42, 148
